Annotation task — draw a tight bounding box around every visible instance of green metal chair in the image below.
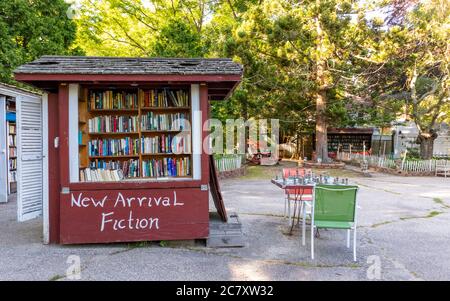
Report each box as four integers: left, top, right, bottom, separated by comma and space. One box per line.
307, 185, 359, 261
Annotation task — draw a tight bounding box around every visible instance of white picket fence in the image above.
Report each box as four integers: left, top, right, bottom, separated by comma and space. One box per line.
337, 152, 450, 173
214, 155, 243, 172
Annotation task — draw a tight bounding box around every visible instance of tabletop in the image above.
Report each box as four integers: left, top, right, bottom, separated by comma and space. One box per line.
271, 176, 350, 190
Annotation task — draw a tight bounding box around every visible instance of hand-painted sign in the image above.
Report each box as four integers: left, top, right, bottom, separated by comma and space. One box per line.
60, 188, 209, 244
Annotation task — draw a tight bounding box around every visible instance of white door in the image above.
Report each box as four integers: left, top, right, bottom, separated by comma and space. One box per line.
17, 95, 43, 221
0, 96, 7, 203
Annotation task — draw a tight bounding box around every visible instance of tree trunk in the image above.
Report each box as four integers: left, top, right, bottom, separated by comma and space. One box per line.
314, 2, 329, 163
242, 97, 249, 154
416, 132, 437, 159
315, 89, 329, 162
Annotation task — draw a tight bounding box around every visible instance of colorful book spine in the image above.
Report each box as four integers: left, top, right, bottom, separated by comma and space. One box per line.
141, 134, 191, 154
88, 138, 139, 156
87, 159, 140, 179
141, 89, 189, 107
89, 91, 138, 110
88, 115, 139, 133
141, 157, 190, 177
141, 112, 188, 131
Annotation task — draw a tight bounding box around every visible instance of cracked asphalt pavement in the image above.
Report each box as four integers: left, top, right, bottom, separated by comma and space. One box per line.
1, 162, 450, 280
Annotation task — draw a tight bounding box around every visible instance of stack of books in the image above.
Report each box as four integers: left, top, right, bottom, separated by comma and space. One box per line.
81, 159, 140, 181
88, 138, 139, 156
142, 157, 190, 177
88, 115, 139, 133
80, 168, 124, 182
141, 112, 188, 131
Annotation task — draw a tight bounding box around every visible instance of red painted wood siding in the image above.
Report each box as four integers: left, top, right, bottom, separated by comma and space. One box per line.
48, 92, 60, 243
60, 188, 209, 244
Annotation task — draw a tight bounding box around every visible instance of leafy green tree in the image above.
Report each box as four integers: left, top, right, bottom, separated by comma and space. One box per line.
152, 18, 205, 57
225, 0, 385, 161
0, 0, 82, 83
76, 0, 211, 57
377, 0, 450, 159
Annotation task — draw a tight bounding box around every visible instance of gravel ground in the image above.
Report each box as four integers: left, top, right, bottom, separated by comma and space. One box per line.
1, 162, 450, 281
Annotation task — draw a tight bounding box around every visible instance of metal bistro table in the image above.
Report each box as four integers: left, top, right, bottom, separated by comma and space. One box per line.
271, 176, 350, 234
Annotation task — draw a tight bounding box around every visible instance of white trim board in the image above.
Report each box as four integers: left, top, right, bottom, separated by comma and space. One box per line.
191, 84, 201, 180
68, 84, 79, 183
42, 94, 49, 243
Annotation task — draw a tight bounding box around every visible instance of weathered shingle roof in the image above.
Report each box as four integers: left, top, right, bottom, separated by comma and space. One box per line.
14, 56, 243, 75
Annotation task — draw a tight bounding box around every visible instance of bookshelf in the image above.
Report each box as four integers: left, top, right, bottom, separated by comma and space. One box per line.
78, 86, 192, 182
6, 98, 17, 193
327, 133, 372, 153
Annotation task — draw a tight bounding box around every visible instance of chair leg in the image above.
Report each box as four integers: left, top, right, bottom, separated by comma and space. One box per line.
311, 225, 315, 260
284, 197, 287, 218
302, 203, 307, 246
287, 199, 291, 226
346, 229, 350, 248
353, 227, 357, 262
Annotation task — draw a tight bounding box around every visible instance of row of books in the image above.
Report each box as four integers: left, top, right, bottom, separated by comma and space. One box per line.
141, 134, 191, 154
81, 159, 141, 181
88, 115, 139, 133
9, 170, 17, 182
8, 124, 15, 134
89, 90, 138, 110
9, 158, 17, 170
80, 168, 124, 182
142, 157, 190, 177
8, 135, 16, 147
9, 147, 17, 157
140, 89, 189, 107
141, 112, 189, 131
88, 138, 140, 157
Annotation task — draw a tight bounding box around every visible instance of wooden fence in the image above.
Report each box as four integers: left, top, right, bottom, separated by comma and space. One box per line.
337, 152, 450, 173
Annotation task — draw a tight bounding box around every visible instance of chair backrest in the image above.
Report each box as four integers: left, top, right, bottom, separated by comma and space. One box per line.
313, 185, 358, 222
282, 168, 312, 178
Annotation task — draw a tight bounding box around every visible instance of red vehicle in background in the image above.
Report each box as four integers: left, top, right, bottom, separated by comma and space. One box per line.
246, 138, 280, 165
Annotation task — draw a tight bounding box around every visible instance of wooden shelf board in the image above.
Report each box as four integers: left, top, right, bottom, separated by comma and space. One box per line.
141, 153, 191, 156
88, 132, 140, 136
89, 109, 138, 113
141, 130, 185, 134
141, 106, 190, 111
140, 176, 193, 179
89, 155, 139, 159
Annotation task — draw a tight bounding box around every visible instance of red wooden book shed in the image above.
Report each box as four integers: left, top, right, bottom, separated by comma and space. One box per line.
14, 56, 242, 244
